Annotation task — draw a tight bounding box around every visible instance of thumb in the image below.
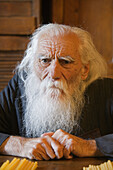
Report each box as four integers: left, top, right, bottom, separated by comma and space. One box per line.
41, 132, 54, 137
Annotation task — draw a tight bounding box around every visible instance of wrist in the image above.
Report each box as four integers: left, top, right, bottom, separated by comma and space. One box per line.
86, 139, 104, 157
0, 137, 10, 154
1, 136, 25, 157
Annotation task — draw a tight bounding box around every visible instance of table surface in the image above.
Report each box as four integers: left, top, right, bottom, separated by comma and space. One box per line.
0, 155, 109, 170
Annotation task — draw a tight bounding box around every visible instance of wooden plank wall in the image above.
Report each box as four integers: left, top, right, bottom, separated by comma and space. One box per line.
52, 0, 113, 78
52, 0, 79, 26
79, 0, 113, 78
0, 0, 112, 92
0, 0, 41, 92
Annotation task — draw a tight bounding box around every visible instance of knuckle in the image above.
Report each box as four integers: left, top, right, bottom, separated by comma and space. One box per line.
65, 134, 70, 140
69, 138, 74, 145
30, 148, 35, 155
68, 139, 73, 146
60, 134, 69, 144
66, 138, 75, 150
39, 137, 47, 144
53, 129, 65, 139
55, 129, 63, 135
36, 143, 41, 148
44, 135, 50, 140
55, 145, 63, 153
57, 129, 64, 133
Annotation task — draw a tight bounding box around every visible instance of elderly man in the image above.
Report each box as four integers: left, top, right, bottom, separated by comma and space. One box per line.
0, 24, 113, 160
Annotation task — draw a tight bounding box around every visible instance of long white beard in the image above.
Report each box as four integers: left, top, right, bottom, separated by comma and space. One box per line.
22, 72, 85, 137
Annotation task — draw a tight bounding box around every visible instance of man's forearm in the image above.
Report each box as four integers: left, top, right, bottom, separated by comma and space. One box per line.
0, 135, 64, 160
0, 136, 26, 157
80, 139, 104, 157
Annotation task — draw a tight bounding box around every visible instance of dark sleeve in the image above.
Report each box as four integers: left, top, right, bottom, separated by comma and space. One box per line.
0, 73, 19, 145
80, 78, 113, 157
0, 133, 9, 146
95, 78, 113, 157
95, 134, 113, 157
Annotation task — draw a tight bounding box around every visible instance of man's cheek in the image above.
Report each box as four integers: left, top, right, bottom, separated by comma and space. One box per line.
34, 62, 43, 79
35, 67, 49, 81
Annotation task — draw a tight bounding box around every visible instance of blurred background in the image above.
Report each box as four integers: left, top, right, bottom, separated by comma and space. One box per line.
0, 0, 112, 91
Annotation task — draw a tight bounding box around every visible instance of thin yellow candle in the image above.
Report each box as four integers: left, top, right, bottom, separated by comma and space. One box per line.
15, 158, 28, 170
31, 161, 38, 170
5, 158, 18, 170
25, 161, 33, 170
7, 158, 20, 170
107, 160, 113, 169
0, 160, 10, 170
28, 162, 35, 170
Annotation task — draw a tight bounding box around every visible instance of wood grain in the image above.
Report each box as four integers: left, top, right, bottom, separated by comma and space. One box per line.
52, 0, 64, 24
0, 0, 31, 2
0, 0, 40, 91
63, 0, 79, 26
0, 36, 29, 51
32, 0, 41, 26
0, 17, 35, 35
0, 2, 31, 17
79, 0, 112, 62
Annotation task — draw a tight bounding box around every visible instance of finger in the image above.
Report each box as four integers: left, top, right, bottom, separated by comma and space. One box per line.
52, 129, 74, 159
41, 132, 54, 137
33, 151, 43, 160
41, 142, 56, 159
45, 136, 64, 159
35, 144, 50, 160
51, 140, 64, 159
33, 149, 50, 160
52, 129, 65, 140
64, 139, 74, 159
37, 144, 50, 160
63, 147, 73, 159
32, 137, 56, 159
52, 129, 70, 145
28, 148, 43, 160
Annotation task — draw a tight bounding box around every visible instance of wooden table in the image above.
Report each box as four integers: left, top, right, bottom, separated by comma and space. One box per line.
0, 155, 109, 170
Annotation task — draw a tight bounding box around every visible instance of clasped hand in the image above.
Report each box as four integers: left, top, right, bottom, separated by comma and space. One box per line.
22, 129, 97, 160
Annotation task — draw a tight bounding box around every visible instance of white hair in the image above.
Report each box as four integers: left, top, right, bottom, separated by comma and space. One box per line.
23, 71, 84, 137
16, 23, 107, 90
16, 23, 107, 137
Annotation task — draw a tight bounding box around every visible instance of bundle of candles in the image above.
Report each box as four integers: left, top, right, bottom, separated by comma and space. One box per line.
0, 157, 38, 170
83, 160, 113, 170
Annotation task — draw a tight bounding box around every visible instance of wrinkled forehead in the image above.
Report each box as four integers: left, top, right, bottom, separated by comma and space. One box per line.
37, 32, 80, 56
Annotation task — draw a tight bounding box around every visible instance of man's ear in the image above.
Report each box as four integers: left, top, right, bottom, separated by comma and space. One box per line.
81, 64, 89, 80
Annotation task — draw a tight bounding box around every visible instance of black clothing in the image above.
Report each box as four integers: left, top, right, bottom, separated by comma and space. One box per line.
0, 73, 113, 157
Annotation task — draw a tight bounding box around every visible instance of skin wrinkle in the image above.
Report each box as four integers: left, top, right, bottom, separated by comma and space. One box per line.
24, 32, 87, 139
38, 42, 77, 57
38, 32, 80, 53
38, 55, 75, 64
0, 25, 105, 161
34, 33, 85, 86
22, 30, 91, 159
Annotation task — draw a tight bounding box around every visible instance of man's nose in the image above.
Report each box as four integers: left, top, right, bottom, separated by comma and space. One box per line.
49, 59, 62, 80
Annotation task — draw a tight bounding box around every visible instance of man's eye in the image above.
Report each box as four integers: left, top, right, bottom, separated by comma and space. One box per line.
60, 59, 71, 65
40, 58, 51, 66
42, 59, 49, 63
63, 60, 70, 64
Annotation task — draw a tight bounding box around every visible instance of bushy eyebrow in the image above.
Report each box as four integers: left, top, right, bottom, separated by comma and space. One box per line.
37, 54, 51, 59
59, 56, 75, 62
37, 54, 75, 62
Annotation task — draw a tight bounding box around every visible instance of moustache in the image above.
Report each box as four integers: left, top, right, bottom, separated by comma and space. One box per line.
39, 78, 68, 96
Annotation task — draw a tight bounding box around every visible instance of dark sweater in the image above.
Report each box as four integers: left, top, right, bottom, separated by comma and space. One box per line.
0, 73, 113, 157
